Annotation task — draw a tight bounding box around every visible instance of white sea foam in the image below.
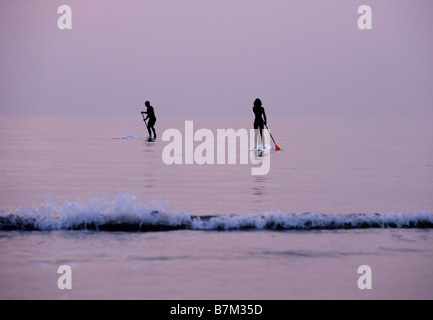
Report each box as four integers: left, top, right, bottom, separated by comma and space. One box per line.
1, 194, 432, 231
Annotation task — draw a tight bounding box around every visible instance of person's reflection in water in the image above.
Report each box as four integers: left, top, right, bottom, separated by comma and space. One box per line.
251, 175, 267, 204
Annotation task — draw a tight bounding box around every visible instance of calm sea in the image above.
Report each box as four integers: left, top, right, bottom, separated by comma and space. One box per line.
0, 115, 432, 299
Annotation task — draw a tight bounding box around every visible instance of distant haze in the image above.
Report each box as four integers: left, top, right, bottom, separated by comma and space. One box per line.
1, 0, 432, 118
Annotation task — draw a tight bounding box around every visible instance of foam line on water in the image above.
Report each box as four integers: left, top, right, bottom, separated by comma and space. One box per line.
1, 194, 432, 231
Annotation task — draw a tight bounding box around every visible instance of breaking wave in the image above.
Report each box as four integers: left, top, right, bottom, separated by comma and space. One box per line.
1, 195, 432, 231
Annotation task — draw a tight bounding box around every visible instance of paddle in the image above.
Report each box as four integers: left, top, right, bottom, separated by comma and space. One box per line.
141, 111, 155, 141
265, 124, 281, 151
141, 111, 148, 128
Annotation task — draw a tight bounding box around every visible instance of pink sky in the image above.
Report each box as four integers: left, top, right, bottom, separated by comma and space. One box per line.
0, 0, 432, 117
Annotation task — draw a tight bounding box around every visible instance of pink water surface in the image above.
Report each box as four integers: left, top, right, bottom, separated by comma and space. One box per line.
0, 116, 432, 215
1, 116, 432, 300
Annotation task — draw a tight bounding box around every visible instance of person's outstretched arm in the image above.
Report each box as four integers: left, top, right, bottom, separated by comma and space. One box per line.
263, 108, 267, 126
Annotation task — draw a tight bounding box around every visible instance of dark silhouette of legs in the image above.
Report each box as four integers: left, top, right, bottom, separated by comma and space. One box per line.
147, 119, 157, 140
254, 121, 265, 149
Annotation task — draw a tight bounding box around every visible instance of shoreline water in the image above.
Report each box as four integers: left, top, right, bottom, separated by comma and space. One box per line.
1, 115, 432, 299
1, 228, 432, 300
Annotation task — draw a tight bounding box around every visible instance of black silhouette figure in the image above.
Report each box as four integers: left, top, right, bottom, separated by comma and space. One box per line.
141, 101, 157, 141
253, 98, 267, 149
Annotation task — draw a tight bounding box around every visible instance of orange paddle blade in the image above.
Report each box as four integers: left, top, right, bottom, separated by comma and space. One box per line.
275, 144, 281, 151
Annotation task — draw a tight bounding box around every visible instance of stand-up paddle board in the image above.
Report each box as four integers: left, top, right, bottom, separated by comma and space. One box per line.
118, 136, 156, 141
249, 144, 272, 151
121, 136, 145, 139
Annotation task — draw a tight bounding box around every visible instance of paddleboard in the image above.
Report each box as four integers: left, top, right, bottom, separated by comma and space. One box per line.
249, 144, 272, 151
120, 136, 156, 141
121, 136, 145, 139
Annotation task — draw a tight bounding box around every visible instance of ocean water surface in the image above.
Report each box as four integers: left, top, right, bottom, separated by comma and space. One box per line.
0, 115, 432, 299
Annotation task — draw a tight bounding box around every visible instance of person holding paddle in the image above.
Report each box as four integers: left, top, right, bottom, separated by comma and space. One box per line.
252, 98, 281, 151
141, 101, 157, 141
253, 98, 267, 150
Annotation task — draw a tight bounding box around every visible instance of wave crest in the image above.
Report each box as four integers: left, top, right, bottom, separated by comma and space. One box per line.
1, 195, 432, 231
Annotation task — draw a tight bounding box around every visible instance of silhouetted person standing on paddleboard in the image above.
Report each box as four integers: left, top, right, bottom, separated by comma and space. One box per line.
253, 98, 267, 149
141, 101, 157, 141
